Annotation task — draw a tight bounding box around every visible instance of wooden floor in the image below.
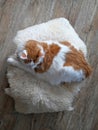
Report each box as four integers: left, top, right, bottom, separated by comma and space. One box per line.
0, 0, 98, 130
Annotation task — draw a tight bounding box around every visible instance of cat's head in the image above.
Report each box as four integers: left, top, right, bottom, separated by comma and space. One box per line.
17, 40, 45, 68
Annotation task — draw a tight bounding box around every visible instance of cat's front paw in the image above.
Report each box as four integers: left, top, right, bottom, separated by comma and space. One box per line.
7, 57, 18, 66
7, 57, 15, 63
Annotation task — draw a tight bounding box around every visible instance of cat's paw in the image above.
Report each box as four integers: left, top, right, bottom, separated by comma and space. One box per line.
7, 57, 15, 63
7, 57, 18, 66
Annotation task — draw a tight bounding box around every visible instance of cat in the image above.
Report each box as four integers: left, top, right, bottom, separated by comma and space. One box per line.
7, 40, 92, 85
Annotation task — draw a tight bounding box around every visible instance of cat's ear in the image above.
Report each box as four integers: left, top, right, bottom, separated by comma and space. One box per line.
19, 50, 28, 60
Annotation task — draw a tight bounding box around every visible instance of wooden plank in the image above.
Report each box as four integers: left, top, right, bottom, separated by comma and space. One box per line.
0, 0, 98, 130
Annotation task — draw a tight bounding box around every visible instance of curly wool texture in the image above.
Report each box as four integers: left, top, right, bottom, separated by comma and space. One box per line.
6, 18, 88, 113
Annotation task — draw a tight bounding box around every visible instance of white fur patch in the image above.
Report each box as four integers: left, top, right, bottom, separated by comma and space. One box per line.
60, 66, 85, 83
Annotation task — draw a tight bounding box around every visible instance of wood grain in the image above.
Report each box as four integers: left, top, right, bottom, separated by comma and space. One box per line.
0, 0, 98, 130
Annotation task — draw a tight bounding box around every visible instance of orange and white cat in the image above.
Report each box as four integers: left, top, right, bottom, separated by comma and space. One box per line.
7, 39, 92, 85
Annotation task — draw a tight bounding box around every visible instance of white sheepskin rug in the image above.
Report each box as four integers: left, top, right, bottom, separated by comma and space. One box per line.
6, 18, 86, 113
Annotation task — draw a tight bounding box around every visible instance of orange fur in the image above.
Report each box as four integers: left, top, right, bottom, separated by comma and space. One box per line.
24, 40, 60, 73
35, 42, 60, 73
25, 40, 41, 63
61, 41, 92, 77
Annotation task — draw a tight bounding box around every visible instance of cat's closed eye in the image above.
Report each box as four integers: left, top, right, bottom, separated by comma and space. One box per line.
24, 59, 32, 64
